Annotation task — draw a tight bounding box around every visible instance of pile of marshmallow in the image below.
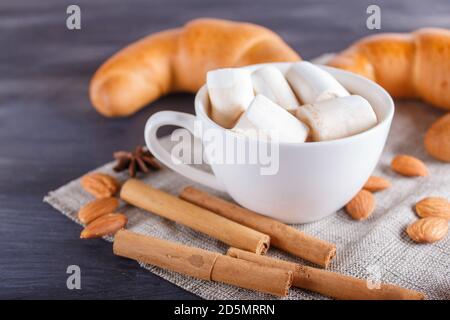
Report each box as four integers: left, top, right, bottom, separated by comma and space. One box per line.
207, 61, 378, 143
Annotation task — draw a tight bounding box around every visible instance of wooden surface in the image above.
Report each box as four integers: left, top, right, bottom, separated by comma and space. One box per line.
1, 0, 449, 299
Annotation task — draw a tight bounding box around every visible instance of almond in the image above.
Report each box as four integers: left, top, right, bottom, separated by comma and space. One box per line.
80, 213, 128, 239
363, 176, 391, 192
391, 155, 428, 177
80, 173, 119, 198
406, 217, 448, 243
424, 113, 450, 162
345, 190, 376, 220
415, 197, 450, 220
78, 197, 120, 224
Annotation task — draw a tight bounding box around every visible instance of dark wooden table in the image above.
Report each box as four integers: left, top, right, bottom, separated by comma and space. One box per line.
1, 0, 449, 299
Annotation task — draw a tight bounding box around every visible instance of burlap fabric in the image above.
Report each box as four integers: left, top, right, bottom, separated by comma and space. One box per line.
44, 97, 450, 299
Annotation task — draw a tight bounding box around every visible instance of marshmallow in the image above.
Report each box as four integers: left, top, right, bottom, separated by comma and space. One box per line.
207, 68, 254, 128
233, 95, 309, 143
251, 65, 300, 112
286, 61, 349, 104
295, 95, 377, 141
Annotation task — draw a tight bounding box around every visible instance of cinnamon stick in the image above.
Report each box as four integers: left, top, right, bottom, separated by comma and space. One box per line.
113, 230, 292, 297
180, 186, 336, 267
120, 179, 270, 254
227, 248, 425, 300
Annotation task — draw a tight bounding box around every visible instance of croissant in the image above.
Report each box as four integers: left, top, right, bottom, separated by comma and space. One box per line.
329, 28, 450, 162
90, 18, 300, 117
328, 28, 450, 111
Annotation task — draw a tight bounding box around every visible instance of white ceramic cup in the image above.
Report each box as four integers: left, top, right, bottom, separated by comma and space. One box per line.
145, 63, 394, 223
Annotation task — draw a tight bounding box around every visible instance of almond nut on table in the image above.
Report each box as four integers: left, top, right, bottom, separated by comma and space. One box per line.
363, 175, 391, 192
424, 113, 450, 162
406, 217, 448, 244
80, 173, 119, 198
415, 197, 450, 220
80, 213, 128, 239
391, 155, 429, 177
78, 197, 120, 224
345, 189, 376, 221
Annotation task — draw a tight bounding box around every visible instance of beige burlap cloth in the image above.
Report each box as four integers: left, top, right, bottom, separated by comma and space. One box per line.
44, 99, 450, 300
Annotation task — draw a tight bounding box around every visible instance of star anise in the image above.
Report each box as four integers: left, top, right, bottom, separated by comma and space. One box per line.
113, 146, 161, 177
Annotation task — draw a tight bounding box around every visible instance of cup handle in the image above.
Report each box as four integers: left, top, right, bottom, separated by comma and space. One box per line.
144, 111, 227, 192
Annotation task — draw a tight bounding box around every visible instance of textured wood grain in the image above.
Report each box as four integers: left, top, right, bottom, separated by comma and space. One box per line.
1, 0, 449, 299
